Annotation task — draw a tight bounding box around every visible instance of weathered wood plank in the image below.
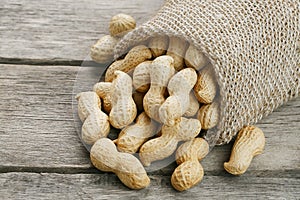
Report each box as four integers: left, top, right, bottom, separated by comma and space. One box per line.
0, 64, 299, 175
0, 0, 164, 62
0, 172, 299, 199
0, 64, 90, 170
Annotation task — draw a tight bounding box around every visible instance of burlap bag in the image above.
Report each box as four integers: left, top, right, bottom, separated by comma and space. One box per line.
115, 0, 299, 145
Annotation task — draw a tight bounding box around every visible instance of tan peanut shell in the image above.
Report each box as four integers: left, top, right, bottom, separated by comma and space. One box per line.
76, 91, 99, 122
172, 160, 203, 191
90, 35, 119, 63
148, 36, 169, 57
171, 138, 209, 191
197, 102, 219, 130
185, 44, 208, 71
132, 61, 152, 93
139, 117, 201, 166
105, 45, 152, 82
167, 36, 189, 71
116, 112, 159, 153
90, 138, 150, 189
175, 138, 209, 165
194, 65, 218, 104
184, 92, 200, 117
224, 126, 265, 175
143, 55, 175, 122
93, 82, 112, 113
109, 14, 136, 37
109, 71, 137, 129
159, 68, 197, 126
75, 92, 110, 145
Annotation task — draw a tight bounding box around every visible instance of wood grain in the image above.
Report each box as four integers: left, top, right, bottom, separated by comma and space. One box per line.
0, 0, 164, 62
0, 64, 299, 176
0, 172, 299, 199
1, 0, 299, 197
0, 64, 90, 171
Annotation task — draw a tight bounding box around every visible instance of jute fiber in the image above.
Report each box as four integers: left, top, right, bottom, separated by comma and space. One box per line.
115, 0, 300, 145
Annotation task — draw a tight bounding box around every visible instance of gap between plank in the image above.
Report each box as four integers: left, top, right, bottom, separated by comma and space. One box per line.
0, 166, 299, 179
0, 57, 87, 66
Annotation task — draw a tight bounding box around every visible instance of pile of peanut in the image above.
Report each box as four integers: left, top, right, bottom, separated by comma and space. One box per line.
76, 14, 265, 191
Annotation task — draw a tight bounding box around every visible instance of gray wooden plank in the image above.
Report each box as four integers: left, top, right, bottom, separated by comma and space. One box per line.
0, 64, 91, 170
0, 0, 164, 62
0, 64, 299, 175
0, 172, 299, 200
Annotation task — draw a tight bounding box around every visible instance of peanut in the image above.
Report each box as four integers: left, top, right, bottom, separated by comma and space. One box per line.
148, 36, 169, 57
194, 65, 218, 104
90, 138, 150, 189
139, 117, 201, 166
143, 55, 175, 122
185, 44, 208, 71
109, 71, 137, 129
75, 92, 110, 145
159, 68, 197, 126
93, 82, 112, 113
105, 45, 152, 82
132, 61, 152, 93
115, 112, 160, 153
167, 36, 189, 71
184, 92, 200, 117
171, 138, 209, 191
197, 102, 219, 130
90, 35, 119, 63
109, 14, 136, 37
224, 126, 265, 175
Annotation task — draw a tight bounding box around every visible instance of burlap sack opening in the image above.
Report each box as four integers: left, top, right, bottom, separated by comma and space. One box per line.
115, 0, 299, 145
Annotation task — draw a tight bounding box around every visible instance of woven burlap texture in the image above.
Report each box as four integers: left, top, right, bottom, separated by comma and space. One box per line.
115, 0, 300, 145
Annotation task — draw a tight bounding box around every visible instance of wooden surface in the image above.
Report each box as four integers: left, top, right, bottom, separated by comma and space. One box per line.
0, 0, 299, 199
0, 0, 163, 63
